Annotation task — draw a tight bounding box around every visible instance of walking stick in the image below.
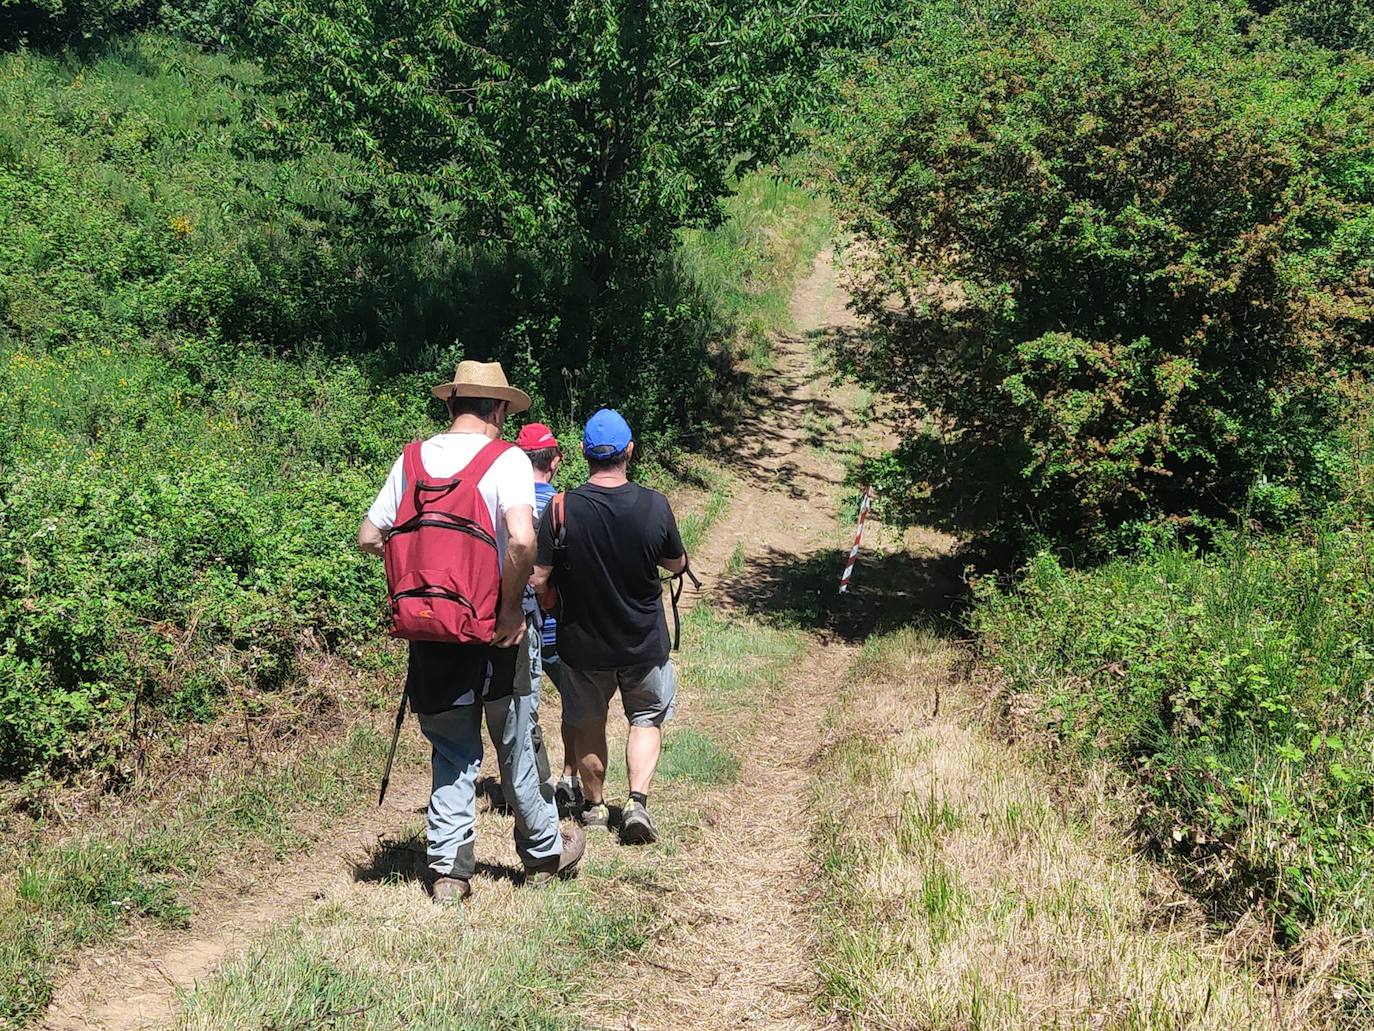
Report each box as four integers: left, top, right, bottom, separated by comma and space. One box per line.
378, 683, 408, 807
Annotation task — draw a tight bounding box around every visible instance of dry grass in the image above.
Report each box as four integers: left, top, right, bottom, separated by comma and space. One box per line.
812, 627, 1317, 1030
174, 861, 650, 1030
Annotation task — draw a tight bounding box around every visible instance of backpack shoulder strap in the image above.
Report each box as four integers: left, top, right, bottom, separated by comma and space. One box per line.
401, 441, 426, 485
550, 491, 566, 535
459, 439, 514, 484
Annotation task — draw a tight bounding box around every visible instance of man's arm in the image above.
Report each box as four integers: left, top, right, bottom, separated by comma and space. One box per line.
358, 516, 385, 557
494, 504, 535, 647
656, 496, 688, 575
531, 563, 553, 592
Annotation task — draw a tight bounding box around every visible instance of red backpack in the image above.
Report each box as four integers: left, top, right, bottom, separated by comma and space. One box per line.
383, 438, 512, 644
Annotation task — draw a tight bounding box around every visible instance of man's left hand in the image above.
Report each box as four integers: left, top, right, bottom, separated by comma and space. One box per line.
493, 607, 527, 648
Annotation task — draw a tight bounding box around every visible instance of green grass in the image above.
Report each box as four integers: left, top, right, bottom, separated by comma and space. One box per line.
810, 627, 1290, 1031
658, 730, 741, 785
678, 165, 833, 344
0, 727, 396, 1027
724, 542, 747, 576
677, 477, 732, 556
974, 527, 1374, 944
677, 604, 804, 714
177, 889, 601, 1030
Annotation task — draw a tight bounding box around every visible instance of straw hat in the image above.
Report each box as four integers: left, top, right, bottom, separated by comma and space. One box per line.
430, 360, 531, 413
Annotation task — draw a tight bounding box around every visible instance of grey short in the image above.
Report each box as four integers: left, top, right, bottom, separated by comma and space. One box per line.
560, 660, 677, 729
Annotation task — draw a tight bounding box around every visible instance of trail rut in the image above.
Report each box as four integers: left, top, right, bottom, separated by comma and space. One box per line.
579, 250, 900, 1030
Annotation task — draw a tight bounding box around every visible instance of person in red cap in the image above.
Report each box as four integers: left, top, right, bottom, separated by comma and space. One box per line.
514, 423, 580, 810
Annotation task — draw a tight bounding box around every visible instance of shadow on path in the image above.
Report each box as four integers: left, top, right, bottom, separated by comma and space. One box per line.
718, 545, 970, 643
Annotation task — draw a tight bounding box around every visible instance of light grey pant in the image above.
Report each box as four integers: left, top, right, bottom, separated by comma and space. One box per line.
416, 668, 561, 879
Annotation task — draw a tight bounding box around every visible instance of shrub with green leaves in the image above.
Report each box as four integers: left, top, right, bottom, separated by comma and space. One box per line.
975, 530, 1374, 937
824, 0, 1374, 556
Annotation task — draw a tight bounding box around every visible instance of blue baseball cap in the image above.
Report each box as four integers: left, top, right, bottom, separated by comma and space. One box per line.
583, 408, 633, 458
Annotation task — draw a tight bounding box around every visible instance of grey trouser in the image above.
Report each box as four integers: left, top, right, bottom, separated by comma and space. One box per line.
416, 626, 560, 878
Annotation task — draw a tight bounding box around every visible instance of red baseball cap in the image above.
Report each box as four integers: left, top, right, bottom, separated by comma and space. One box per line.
515, 423, 560, 451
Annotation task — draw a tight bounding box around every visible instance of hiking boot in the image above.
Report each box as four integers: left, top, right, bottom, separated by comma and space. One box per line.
620, 799, 658, 845
579, 801, 610, 831
555, 778, 584, 818
431, 875, 472, 905
525, 826, 587, 885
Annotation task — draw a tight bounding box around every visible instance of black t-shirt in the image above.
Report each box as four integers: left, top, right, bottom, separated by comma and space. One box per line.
536, 482, 685, 669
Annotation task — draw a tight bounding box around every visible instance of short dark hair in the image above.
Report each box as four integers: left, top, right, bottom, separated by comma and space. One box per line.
446, 395, 504, 420
586, 448, 630, 474
525, 446, 560, 473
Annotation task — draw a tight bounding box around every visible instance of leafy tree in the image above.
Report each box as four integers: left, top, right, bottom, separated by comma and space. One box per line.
1278, 0, 1374, 52
252, 0, 838, 333
0, 0, 158, 48
824, 0, 1374, 556
0, 0, 243, 50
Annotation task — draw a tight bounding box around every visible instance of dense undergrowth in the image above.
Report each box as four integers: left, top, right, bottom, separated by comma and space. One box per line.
823, 0, 1374, 557
977, 527, 1374, 942
972, 394, 1374, 1004
0, 33, 831, 785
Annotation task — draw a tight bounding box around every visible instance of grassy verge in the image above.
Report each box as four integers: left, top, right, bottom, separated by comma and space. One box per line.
0, 722, 411, 1027
812, 627, 1302, 1030
177, 875, 648, 1029
169, 605, 806, 1028
974, 529, 1374, 946
678, 166, 833, 370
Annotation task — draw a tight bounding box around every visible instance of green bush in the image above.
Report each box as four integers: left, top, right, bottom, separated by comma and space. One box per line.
1278, 0, 1374, 51
824, 0, 1374, 557
975, 529, 1374, 937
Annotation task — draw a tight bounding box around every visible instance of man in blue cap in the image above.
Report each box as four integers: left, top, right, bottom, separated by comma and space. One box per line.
530, 408, 688, 844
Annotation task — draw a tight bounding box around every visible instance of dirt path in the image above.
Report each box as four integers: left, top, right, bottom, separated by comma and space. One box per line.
39, 761, 433, 1031
578, 251, 894, 1030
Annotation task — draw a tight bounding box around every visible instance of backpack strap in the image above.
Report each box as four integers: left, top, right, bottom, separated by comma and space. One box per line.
536, 492, 567, 614
459, 438, 515, 484
549, 492, 566, 540
401, 440, 426, 485
664, 562, 701, 651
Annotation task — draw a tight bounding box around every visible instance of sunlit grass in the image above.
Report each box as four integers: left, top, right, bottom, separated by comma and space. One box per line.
812, 627, 1297, 1030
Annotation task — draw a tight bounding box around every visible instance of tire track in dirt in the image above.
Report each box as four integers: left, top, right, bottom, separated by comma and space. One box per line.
578, 250, 898, 1031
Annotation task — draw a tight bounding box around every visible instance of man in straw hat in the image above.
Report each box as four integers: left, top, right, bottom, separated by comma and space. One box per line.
358, 360, 584, 903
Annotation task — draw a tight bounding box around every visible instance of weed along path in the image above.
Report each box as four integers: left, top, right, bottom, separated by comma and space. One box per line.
38, 757, 436, 1031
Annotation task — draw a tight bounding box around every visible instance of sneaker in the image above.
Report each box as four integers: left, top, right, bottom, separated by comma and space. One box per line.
525, 826, 587, 886
620, 799, 658, 845
555, 778, 584, 818
431, 875, 472, 905
579, 801, 610, 831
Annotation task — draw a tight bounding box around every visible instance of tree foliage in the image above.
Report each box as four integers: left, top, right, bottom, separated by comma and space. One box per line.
253, 0, 834, 297
825, 0, 1374, 556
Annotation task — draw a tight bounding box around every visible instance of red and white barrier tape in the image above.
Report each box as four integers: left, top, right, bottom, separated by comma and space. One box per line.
839, 488, 874, 594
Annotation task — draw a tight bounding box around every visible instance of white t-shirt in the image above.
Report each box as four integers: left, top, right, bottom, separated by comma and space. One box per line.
367, 432, 536, 562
